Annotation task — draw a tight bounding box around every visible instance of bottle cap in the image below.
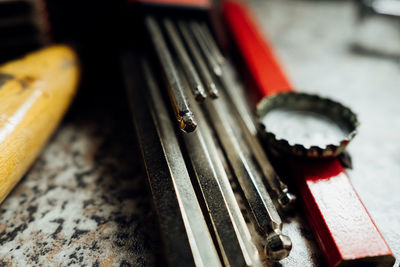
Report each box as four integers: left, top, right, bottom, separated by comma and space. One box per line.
257, 92, 359, 158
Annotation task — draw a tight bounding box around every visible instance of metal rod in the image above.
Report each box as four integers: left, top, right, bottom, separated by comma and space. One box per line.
178, 20, 219, 98
198, 24, 296, 208
197, 22, 225, 66
203, 93, 292, 261
124, 53, 221, 266
178, 71, 253, 266
139, 57, 222, 267
144, 15, 196, 133
193, 101, 262, 267
163, 18, 207, 102
222, 64, 295, 208
189, 20, 222, 77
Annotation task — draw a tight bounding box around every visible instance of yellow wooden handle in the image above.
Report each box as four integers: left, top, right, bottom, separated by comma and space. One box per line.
0, 46, 80, 204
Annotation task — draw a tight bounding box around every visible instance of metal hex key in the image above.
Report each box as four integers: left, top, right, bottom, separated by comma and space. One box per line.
178, 68, 262, 266
124, 53, 222, 267
196, 115, 262, 267
203, 93, 292, 261
197, 23, 296, 208
145, 15, 197, 133
178, 19, 292, 260
178, 20, 219, 98
189, 20, 222, 77
163, 18, 207, 102
197, 117, 262, 267
220, 62, 296, 208
198, 22, 225, 66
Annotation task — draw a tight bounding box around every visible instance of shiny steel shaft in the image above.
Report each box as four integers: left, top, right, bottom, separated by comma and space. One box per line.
203, 95, 292, 261
221, 63, 296, 208
145, 15, 196, 132
163, 18, 207, 102
180, 76, 254, 265
178, 20, 219, 98
196, 111, 262, 267
195, 104, 262, 267
197, 22, 225, 66
198, 24, 296, 208
140, 59, 221, 267
189, 21, 222, 77
178, 63, 261, 266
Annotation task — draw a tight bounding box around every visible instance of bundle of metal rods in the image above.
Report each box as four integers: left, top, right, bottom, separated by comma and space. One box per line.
125, 14, 296, 266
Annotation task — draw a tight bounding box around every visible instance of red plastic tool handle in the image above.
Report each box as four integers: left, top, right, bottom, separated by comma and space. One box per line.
222, 0, 291, 100
222, 1, 395, 266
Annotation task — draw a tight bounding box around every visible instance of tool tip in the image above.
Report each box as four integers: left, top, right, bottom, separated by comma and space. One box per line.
194, 85, 207, 102
278, 190, 296, 209
207, 83, 219, 99
265, 231, 292, 261
213, 66, 223, 76
182, 114, 197, 133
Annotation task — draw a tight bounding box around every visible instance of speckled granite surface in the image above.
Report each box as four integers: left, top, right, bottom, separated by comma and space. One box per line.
0, 103, 164, 266
0, 0, 399, 266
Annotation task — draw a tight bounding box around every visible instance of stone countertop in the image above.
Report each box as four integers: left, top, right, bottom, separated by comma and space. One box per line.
0, 0, 399, 266
0, 99, 164, 266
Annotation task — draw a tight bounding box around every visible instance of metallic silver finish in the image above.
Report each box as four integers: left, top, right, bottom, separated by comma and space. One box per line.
180, 69, 257, 265
189, 20, 223, 77
197, 25, 295, 208
178, 20, 219, 98
124, 53, 221, 266
198, 22, 226, 66
203, 94, 292, 261
195, 106, 262, 267
140, 59, 222, 267
144, 15, 197, 133
145, 15, 292, 262
257, 92, 359, 158
163, 18, 207, 102
220, 62, 295, 209
180, 69, 262, 265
